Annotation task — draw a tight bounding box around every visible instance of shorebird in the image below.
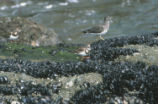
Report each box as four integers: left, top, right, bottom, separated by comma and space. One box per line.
82, 16, 112, 40
75, 44, 91, 61
9, 32, 19, 40
9, 28, 21, 40
75, 44, 91, 56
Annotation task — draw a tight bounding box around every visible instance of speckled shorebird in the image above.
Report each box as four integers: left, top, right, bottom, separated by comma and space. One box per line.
9, 32, 19, 40
75, 44, 91, 56
9, 28, 21, 40
75, 44, 91, 61
82, 16, 112, 40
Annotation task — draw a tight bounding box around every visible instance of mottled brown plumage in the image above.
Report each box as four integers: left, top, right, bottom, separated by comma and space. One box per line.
82, 16, 112, 40
82, 26, 104, 33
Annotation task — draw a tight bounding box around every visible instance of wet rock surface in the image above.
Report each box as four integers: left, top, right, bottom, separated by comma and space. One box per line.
90, 32, 158, 62
0, 17, 61, 46
0, 32, 158, 104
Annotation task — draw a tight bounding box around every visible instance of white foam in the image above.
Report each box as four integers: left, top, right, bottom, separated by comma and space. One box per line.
67, 0, 79, 3
20, 2, 27, 7
0, 6, 8, 10
45, 4, 53, 9
85, 10, 96, 16
11, 1, 31, 8
11, 4, 20, 8
82, 20, 88, 23
59, 2, 68, 6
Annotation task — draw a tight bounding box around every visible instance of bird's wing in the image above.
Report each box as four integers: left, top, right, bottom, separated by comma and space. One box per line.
82, 26, 104, 33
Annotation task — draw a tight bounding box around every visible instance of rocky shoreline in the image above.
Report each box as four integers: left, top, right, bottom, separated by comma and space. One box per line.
0, 30, 158, 103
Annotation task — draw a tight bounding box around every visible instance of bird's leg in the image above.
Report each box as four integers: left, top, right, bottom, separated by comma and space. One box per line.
99, 35, 104, 40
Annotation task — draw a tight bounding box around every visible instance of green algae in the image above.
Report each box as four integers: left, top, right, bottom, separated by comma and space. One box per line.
0, 43, 80, 62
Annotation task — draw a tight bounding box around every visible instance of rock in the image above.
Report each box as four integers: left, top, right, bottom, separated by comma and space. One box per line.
0, 17, 61, 46
65, 80, 74, 88
0, 32, 158, 104
0, 76, 9, 84
90, 32, 158, 65
116, 45, 158, 65
11, 101, 20, 104
0, 0, 14, 6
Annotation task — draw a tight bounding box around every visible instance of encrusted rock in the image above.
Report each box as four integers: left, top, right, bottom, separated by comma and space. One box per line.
0, 17, 61, 46
0, 32, 158, 104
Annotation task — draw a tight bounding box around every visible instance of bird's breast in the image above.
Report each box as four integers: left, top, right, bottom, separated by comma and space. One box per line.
9, 35, 19, 40
99, 29, 108, 35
